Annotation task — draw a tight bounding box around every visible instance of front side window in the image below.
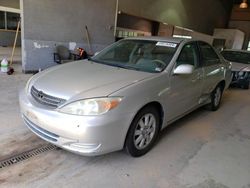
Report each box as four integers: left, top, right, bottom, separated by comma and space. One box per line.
176, 43, 199, 68
92, 40, 178, 73
199, 42, 219, 66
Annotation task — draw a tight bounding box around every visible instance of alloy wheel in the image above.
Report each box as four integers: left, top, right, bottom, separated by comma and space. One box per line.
214, 87, 221, 107
133, 113, 156, 150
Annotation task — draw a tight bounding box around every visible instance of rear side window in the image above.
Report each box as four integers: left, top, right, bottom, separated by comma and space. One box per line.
199, 42, 220, 66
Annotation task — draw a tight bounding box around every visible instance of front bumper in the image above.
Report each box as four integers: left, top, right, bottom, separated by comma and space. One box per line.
231, 71, 250, 86
19, 89, 134, 156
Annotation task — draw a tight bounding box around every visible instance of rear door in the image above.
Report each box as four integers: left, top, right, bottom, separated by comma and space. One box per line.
198, 42, 223, 95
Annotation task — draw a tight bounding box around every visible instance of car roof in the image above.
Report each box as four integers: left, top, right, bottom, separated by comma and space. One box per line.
123, 36, 187, 44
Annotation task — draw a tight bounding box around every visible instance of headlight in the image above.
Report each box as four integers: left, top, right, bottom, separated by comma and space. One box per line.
58, 97, 122, 116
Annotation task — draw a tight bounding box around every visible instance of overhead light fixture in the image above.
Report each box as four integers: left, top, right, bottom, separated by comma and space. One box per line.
173, 35, 192, 39
240, 0, 248, 9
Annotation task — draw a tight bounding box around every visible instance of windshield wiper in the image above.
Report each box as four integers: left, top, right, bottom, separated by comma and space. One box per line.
111, 64, 142, 71
88, 58, 108, 65
88, 59, 148, 72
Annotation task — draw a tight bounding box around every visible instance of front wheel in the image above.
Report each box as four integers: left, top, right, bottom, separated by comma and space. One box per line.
206, 85, 223, 111
125, 106, 160, 157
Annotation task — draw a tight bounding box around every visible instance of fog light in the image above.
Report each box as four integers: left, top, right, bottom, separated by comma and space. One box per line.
70, 143, 100, 150
64, 143, 101, 153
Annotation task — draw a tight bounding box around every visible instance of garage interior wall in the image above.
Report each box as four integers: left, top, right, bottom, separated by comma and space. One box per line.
117, 13, 153, 34
119, 0, 232, 35
213, 28, 244, 49
0, 0, 19, 9
0, 0, 20, 47
21, 0, 117, 72
21, 0, 232, 72
229, 5, 250, 49
0, 28, 21, 47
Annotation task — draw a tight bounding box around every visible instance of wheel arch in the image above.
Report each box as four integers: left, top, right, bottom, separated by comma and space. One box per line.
123, 101, 164, 148
212, 80, 225, 93
218, 80, 226, 91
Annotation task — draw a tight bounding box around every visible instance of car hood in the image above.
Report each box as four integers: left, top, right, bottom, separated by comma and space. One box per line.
231, 62, 250, 72
31, 60, 153, 100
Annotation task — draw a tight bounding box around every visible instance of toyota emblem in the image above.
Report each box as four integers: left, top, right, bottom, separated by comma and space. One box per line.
37, 91, 44, 99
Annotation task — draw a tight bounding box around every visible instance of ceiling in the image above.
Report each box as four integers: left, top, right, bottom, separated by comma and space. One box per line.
233, 0, 247, 4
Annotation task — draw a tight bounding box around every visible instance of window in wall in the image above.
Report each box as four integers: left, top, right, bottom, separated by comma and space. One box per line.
116, 28, 151, 39
248, 41, 250, 51
0, 11, 5, 29
0, 11, 20, 31
7, 12, 19, 30
116, 29, 142, 38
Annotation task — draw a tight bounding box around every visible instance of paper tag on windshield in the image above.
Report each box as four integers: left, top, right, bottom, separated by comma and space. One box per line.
156, 42, 177, 48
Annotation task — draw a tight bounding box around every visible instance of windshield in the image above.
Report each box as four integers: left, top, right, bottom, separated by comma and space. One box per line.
91, 39, 178, 73
221, 51, 250, 64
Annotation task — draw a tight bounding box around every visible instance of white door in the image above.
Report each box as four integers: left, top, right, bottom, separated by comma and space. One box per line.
167, 42, 204, 121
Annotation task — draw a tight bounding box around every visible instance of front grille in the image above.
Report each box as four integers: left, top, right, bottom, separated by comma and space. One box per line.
31, 86, 66, 108
23, 115, 59, 142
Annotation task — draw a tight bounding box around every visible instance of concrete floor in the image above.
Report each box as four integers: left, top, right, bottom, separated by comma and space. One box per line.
0, 64, 250, 188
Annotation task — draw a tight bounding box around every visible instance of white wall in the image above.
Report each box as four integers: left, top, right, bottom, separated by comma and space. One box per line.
213, 29, 245, 49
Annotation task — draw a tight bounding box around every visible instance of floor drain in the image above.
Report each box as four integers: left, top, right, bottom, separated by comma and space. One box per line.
0, 144, 58, 169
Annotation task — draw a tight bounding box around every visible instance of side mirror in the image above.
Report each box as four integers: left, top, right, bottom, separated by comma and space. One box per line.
94, 51, 100, 56
173, 64, 194, 75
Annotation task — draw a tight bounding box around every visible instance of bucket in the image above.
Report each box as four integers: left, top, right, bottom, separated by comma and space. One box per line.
1, 58, 9, 73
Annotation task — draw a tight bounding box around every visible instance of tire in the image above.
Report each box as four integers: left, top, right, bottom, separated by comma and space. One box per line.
206, 85, 223, 111
242, 81, 249, 90
125, 106, 160, 157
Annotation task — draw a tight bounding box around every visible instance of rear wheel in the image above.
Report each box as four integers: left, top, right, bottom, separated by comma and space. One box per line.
125, 106, 160, 157
206, 85, 223, 111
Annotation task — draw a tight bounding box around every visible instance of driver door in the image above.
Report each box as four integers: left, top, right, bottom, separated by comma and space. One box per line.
167, 42, 204, 121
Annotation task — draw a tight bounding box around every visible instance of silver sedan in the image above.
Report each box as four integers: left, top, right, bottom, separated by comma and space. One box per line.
221, 49, 250, 89
19, 37, 232, 157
